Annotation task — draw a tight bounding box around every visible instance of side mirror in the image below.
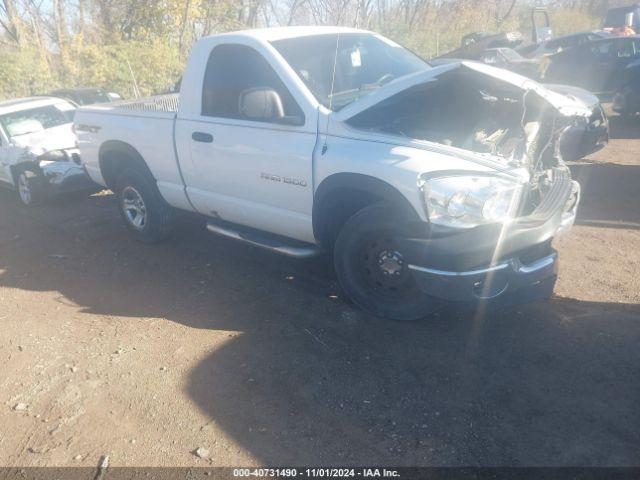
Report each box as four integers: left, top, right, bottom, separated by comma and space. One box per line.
238, 87, 304, 126
239, 87, 283, 121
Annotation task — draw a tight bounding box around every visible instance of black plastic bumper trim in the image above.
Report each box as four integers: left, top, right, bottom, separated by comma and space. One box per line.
409, 252, 558, 302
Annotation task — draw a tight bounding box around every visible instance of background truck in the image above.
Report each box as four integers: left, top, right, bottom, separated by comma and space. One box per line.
75, 27, 587, 321
603, 4, 640, 35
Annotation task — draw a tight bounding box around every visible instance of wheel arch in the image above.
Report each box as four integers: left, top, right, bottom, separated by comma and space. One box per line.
10, 160, 42, 187
98, 140, 154, 189
312, 173, 421, 250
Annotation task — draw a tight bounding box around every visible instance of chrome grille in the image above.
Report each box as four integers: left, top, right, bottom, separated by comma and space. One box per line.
519, 168, 572, 225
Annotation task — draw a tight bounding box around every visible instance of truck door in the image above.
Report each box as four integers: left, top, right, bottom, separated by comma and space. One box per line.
589, 39, 635, 94
580, 40, 618, 94
609, 38, 640, 93
176, 43, 318, 243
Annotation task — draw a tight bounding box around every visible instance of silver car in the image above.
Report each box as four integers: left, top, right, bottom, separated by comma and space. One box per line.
0, 96, 96, 205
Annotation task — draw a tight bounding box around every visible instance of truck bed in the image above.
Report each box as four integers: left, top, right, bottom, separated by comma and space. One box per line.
77, 93, 180, 121
74, 92, 190, 210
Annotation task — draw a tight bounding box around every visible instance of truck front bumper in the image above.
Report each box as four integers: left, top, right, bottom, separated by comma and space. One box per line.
409, 250, 559, 303
402, 177, 580, 304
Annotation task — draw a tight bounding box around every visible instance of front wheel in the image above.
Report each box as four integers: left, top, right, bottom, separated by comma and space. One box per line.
333, 203, 440, 321
14, 167, 43, 206
115, 167, 174, 243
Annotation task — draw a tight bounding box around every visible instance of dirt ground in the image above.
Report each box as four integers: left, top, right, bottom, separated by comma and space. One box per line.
0, 114, 639, 468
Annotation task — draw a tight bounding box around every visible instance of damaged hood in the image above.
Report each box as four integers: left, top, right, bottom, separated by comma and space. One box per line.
335, 61, 593, 122
9, 123, 76, 156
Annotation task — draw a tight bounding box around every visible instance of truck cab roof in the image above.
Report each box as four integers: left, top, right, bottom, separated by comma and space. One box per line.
206, 26, 368, 43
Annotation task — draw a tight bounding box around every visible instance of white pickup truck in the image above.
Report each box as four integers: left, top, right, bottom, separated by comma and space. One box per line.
75, 27, 587, 321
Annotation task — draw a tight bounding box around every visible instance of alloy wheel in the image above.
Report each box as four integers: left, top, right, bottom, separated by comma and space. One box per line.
122, 186, 147, 230
17, 173, 32, 205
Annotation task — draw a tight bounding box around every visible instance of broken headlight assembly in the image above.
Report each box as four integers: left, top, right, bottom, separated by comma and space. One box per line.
38, 150, 68, 162
420, 173, 523, 229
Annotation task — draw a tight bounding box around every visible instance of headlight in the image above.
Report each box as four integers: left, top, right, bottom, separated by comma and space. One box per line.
420, 174, 523, 229
38, 150, 67, 162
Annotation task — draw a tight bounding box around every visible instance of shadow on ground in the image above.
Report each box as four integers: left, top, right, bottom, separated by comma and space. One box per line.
607, 114, 640, 141
569, 160, 640, 230
187, 297, 640, 466
0, 187, 638, 465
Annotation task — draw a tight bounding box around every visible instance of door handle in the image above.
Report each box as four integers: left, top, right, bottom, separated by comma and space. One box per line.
192, 132, 213, 143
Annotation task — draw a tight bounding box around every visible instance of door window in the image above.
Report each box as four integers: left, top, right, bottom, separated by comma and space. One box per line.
626, 39, 640, 57
547, 35, 578, 51
615, 40, 631, 58
480, 51, 501, 64
590, 41, 615, 60
201, 44, 304, 124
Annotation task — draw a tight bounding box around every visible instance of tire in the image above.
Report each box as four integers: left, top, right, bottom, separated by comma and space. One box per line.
115, 167, 174, 243
333, 203, 440, 321
614, 85, 638, 118
14, 166, 44, 206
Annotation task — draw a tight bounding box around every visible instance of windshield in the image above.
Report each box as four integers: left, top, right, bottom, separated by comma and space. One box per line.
0, 103, 75, 139
72, 90, 110, 105
272, 33, 429, 110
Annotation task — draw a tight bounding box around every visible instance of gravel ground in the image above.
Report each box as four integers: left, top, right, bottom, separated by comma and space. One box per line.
0, 114, 638, 468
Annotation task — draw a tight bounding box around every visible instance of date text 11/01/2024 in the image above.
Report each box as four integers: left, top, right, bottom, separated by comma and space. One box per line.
233, 468, 401, 478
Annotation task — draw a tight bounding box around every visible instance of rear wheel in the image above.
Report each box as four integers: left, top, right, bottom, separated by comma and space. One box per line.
115, 167, 174, 243
333, 203, 440, 321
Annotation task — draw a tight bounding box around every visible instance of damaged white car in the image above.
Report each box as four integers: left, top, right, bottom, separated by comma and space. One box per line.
76, 28, 592, 321
0, 96, 96, 205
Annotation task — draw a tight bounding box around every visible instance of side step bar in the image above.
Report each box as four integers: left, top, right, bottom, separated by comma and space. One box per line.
206, 221, 322, 259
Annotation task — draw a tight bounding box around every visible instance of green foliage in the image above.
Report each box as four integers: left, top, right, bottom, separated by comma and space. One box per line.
379, 3, 544, 59
382, 4, 603, 60
547, 9, 600, 36
0, 41, 183, 100
0, 48, 56, 99
68, 39, 184, 97
0, 0, 607, 101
